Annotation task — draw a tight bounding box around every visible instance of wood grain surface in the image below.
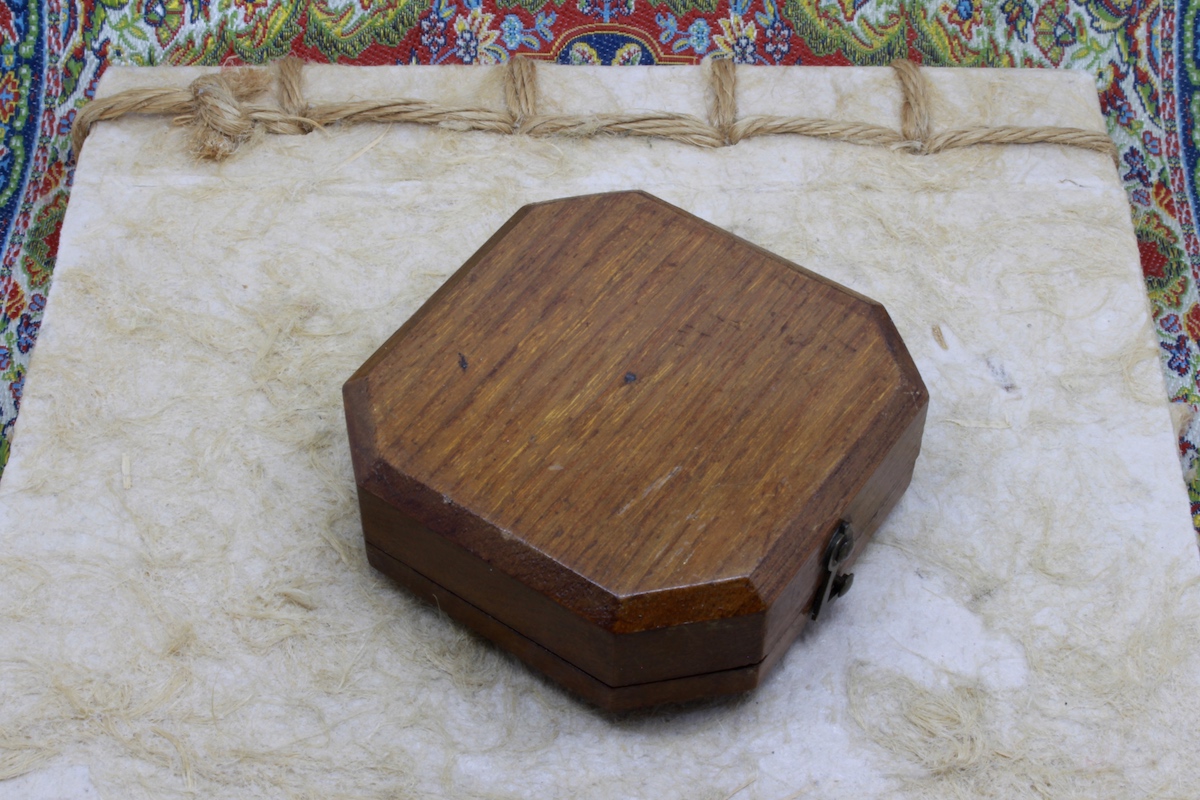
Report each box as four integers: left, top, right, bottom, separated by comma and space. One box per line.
345, 191, 927, 704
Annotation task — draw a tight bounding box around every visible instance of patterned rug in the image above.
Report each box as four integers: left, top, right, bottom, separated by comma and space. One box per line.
2, 1, 1196, 525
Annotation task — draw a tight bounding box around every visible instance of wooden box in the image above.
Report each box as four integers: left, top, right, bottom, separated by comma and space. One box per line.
344, 191, 928, 710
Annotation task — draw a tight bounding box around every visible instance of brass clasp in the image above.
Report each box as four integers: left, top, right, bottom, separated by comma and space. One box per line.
811, 522, 855, 621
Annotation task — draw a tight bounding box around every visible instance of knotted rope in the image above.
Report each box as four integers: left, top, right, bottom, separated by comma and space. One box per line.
72, 56, 1119, 166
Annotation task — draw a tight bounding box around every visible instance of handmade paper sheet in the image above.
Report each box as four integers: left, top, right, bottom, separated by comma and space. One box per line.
1, 63, 1197, 799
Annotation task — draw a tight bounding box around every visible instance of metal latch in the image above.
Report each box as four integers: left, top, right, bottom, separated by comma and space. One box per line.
811, 522, 855, 621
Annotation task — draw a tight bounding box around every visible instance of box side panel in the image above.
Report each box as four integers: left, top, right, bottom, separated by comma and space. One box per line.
359, 488, 765, 687
762, 401, 929, 656
366, 543, 762, 711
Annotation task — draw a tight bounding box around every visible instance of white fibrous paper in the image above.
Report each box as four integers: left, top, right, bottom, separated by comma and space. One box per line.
1, 64, 1198, 799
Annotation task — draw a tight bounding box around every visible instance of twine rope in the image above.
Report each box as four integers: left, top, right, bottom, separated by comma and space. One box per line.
72, 56, 1119, 165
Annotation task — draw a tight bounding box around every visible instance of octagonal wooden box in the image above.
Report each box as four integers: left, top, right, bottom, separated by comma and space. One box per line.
344, 191, 928, 711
